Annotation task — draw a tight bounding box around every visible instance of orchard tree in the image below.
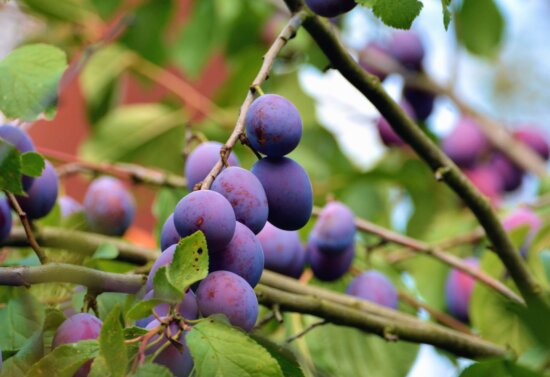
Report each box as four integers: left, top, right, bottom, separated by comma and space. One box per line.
0, 0, 549, 376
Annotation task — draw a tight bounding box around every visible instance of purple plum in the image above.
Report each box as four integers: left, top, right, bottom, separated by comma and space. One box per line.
445, 258, 479, 322
346, 270, 398, 309
184, 142, 239, 190
17, 160, 58, 219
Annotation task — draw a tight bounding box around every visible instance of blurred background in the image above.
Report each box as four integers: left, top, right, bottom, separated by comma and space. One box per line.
1, 0, 550, 375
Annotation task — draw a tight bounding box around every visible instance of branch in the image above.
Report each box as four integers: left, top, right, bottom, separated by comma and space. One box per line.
255, 284, 506, 359
0, 263, 145, 293
4, 192, 47, 264
3, 227, 158, 265
200, 11, 308, 189
283, 2, 544, 306
312, 207, 523, 304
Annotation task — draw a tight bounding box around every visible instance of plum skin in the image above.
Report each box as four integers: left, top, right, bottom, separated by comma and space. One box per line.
251, 157, 312, 231
403, 86, 435, 121
0, 195, 12, 243
160, 213, 180, 251
445, 258, 479, 322
0, 125, 36, 191
311, 201, 355, 255
308, 241, 355, 281
83, 176, 135, 236
257, 222, 304, 277
173, 190, 236, 250
387, 31, 425, 71
184, 142, 239, 190
209, 222, 264, 287
346, 270, 398, 309
464, 165, 503, 204
211, 167, 268, 234
442, 117, 489, 168
245, 94, 302, 158
59, 196, 83, 219
503, 207, 542, 256
304, 0, 357, 17
358, 42, 390, 81
136, 289, 198, 328
52, 313, 103, 377
146, 244, 177, 291
145, 320, 193, 377
196, 271, 258, 332
16, 160, 59, 220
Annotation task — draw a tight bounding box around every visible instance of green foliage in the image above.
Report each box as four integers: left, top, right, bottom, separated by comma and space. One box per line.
133, 363, 175, 377
455, 0, 504, 57
187, 319, 284, 377
371, 0, 424, 30
459, 359, 544, 377
98, 306, 127, 377
251, 336, 305, 377
0, 144, 45, 195
0, 44, 67, 120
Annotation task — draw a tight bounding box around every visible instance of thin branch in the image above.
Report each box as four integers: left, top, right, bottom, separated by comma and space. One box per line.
0, 263, 145, 293
255, 284, 506, 359
283, 2, 544, 307
312, 207, 523, 304
4, 192, 47, 264
200, 11, 308, 190
285, 319, 327, 344
39, 147, 186, 189
3, 226, 158, 265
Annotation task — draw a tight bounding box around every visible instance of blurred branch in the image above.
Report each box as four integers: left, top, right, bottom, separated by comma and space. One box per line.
284, 1, 545, 308
285, 319, 327, 343
4, 192, 47, 264
200, 11, 308, 190
39, 147, 187, 189
313, 207, 523, 304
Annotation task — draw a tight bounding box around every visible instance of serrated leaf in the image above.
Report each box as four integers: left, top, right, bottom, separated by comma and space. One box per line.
0, 44, 67, 120
371, 0, 423, 30
153, 266, 182, 303
134, 363, 175, 377
455, 0, 504, 57
20, 152, 45, 178
441, 0, 452, 29
0, 140, 24, 194
459, 359, 544, 377
126, 299, 166, 321
168, 231, 209, 293
25, 339, 99, 377
98, 306, 126, 377
251, 336, 305, 377
187, 319, 283, 377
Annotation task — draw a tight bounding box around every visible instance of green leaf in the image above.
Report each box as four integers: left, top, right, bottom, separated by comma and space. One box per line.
455, 0, 504, 57
20, 152, 45, 178
0, 289, 45, 351
251, 336, 305, 377
18, 0, 93, 22
134, 363, 175, 377
90, 0, 122, 19
0, 140, 23, 194
126, 299, 165, 321
187, 319, 284, 377
441, 0, 452, 29
168, 231, 209, 293
371, 0, 423, 30
91, 243, 119, 260
153, 266, 182, 303
302, 320, 419, 377
98, 306, 127, 377
88, 355, 110, 377
539, 250, 550, 285
25, 339, 99, 377
0, 331, 43, 377
0, 44, 68, 120
459, 358, 544, 377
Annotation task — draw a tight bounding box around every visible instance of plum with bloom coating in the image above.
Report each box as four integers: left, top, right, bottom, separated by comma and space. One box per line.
445, 258, 479, 322
304, 0, 357, 17
196, 271, 258, 332
503, 207, 542, 257
442, 117, 489, 168
346, 270, 398, 309
145, 320, 193, 377
184, 142, 239, 190
245, 94, 302, 158
308, 241, 355, 281
160, 214, 180, 251
0, 194, 12, 243
257, 222, 304, 277
311, 201, 355, 255
17, 160, 59, 220
59, 196, 83, 218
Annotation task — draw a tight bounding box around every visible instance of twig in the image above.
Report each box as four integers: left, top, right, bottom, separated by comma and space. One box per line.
285, 319, 327, 344
199, 11, 308, 190
312, 207, 523, 304
283, 1, 543, 307
4, 192, 47, 264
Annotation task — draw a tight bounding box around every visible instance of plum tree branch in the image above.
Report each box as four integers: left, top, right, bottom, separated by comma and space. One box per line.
200, 11, 308, 189
4, 192, 48, 264
283, 1, 545, 307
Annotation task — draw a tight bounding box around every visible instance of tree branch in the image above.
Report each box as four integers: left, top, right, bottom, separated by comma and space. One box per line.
283, 2, 544, 306
255, 284, 506, 359
200, 11, 308, 189
4, 192, 48, 264
3, 226, 158, 265
0, 263, 145, 293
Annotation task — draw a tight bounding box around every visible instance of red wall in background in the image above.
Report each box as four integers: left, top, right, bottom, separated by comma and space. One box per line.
27, 0, 228, 244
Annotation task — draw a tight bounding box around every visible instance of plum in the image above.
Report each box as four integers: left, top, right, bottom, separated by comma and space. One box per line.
184, 142, 239, 190
346, 270, 398, 309
146, 244, 177, 291
52, 313, 102, 377
464, 165, 503, 204
503, 207, 542, 256
209, 222, 264, 287
0, 194, 12, 243
59, 196, 83, 218
257, 222, 304, 277
403, 86, 435, 121
387, 31, 425, 71
0, 125, 36, 191
145, 320, 193, 377
442, 117, 489, 168
445, 258, 479, 322
211, 167, 268, 234
245, 94, 302, 157
514, 127, 550, 160
83, 177, 135, 236
196, 271, 258, 332
308, 241, 355, 281
17, 160, 58, 219
489, 153, 523, 192
136, 289, 198, 328
304, 0, 357, 18
160, 214, 180, 251
251, 157, 312, 231
310, 201, 355, 255
173, 190, 236, 250
358, 42, 391, 81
